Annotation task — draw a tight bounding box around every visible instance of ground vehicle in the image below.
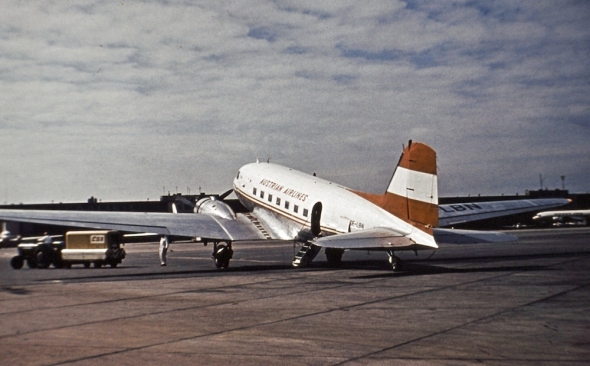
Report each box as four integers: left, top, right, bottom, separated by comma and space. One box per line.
10, 230, 125, 269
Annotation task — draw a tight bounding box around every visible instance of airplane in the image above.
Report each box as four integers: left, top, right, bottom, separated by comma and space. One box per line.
0, 141, 569, 271
533, 209, 590, 226
0, 230, 21, 247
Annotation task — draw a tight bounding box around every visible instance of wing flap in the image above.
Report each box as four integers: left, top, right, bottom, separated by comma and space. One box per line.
313, 227, 420, 250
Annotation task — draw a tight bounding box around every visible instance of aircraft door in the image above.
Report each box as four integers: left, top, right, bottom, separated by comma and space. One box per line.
311, 202, 322, 237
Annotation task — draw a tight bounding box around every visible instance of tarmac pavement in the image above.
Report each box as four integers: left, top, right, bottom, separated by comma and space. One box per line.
1, 227, 589, 365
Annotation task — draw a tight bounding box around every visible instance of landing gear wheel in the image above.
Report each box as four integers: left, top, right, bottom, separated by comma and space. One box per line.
84, 263, 91, 268
26, 259, 37, 268
110, 262, 118, 268
325, 248, 344, 267
389, 255, 403, 272
11, 256, 24, 269
93, 262, 102, 268
213, 243, 233, 269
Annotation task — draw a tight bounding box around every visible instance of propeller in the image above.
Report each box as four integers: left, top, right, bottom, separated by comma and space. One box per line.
172, 189, 234, 214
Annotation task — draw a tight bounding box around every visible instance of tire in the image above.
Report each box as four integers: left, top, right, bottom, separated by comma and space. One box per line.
34, 246, 53, 269
84, 263, 91, 268
26, 258, 37, 269
325, 248, 344, 267
213, 244, 232, 269
10, 256, 24, 270
389, 256, 402, 272
110, 262, 118, 268
93, 262, 102, 268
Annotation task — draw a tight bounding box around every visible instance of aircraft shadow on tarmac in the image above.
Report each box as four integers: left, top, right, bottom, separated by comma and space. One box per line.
42, 253, 590, 282
348, 251, 590, 279
48, 264, 297, 283
42, 250, 590, 283
0, 286, 32, 295
49, 263, 552, 284
349, 263, 553, 280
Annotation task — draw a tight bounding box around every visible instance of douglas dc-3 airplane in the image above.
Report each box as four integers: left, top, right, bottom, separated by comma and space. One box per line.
0, 141, 568, 271
533, 209, 590, 226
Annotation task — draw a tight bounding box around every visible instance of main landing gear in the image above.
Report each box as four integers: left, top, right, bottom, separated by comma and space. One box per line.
212, 241, 233, 269
387, 250, 403, 272
325, 248, 344, 267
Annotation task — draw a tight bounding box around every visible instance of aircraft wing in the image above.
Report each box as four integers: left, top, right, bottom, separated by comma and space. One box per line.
0, 210, 267, 241
438, 198, 569, 227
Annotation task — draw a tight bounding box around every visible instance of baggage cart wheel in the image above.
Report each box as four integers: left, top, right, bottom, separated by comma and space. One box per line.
11, 256, 24, 270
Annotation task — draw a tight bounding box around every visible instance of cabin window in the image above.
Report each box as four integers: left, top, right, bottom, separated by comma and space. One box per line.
253, 187, 257, 195
276, 197, 281, 205
303, 208, 309, 217
285, 201, 289, 210
268, 194, 273, 202
294, 205, 298, 213
260, 191, 264, 199
236, 171, 241, 179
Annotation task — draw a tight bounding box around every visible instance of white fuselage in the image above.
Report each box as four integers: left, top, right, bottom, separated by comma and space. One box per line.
232, 162, 421, 242
533, 209, 590, 222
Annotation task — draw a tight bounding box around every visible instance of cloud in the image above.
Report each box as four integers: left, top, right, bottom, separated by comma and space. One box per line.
0, 0, 589, 204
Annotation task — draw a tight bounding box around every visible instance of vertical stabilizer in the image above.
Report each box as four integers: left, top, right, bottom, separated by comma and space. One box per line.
353, 141, 438, 232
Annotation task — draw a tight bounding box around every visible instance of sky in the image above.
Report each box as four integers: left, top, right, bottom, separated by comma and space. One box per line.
1, 0, 589, 204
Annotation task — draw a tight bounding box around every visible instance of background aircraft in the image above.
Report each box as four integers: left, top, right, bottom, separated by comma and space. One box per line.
533, 209, 590, 226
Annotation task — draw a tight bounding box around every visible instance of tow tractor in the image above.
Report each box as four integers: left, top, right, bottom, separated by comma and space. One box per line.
10, 230, 125, 269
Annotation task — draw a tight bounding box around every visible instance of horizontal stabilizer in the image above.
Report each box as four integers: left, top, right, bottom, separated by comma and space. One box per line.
434, 228, 517, 245
312, 227, 436, 251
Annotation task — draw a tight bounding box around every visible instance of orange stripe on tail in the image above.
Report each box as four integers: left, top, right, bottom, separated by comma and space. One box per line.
352, 141, 438, 232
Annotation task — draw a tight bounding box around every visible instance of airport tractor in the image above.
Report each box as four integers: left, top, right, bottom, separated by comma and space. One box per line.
10, 230, 125, 269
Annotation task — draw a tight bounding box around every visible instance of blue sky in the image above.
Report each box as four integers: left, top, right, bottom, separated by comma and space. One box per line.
1, 1, 589, 203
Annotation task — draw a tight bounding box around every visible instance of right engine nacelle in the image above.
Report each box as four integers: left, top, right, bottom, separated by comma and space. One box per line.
195, 197, 236, 220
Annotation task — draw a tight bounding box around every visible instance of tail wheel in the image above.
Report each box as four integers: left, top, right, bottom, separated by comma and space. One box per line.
389, 255, 403, 272
10, 256, 24, 270
213, 243, 233, 269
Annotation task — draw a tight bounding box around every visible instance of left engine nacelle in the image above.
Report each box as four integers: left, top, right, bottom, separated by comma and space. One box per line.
195, 197, 236, 220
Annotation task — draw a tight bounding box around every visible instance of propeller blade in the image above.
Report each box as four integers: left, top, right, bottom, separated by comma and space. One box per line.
219, 189, 234, 200
174, 196, 196, 208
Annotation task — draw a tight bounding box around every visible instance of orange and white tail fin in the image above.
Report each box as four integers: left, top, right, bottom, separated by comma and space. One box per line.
353, 140, 438, 232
